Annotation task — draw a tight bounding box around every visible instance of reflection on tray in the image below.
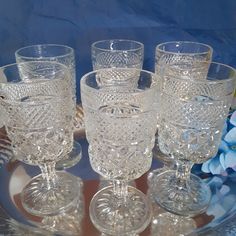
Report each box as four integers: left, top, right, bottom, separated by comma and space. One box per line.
1, 158, 236, 236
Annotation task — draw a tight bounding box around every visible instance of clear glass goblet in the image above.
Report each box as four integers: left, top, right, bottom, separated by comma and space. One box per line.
148, 41, 213, 186
154, 61, 236, 216
91, 39, 144, 70
81, 68, 159, 235
91, 40, 144, 186
15, 44, 82, 169
0, 61, 81, 216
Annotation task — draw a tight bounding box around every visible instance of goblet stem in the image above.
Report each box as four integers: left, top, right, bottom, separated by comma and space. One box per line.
175, 160, 193, 190
21, 163, 81, 216
113, 180, 128, 203
40, 163, 57, 190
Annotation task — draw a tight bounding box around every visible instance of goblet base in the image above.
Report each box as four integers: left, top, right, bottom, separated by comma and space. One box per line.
55, 140, 82, 170
151, 212, 196, 236
89, 185, 152, 235
21, 171, 82, 217
153, 170, 211, 217
147, 166, 170, 188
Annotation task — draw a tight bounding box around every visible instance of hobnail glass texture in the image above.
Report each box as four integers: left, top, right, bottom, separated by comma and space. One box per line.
0, 61, 80, 216
81, 68, 159, 235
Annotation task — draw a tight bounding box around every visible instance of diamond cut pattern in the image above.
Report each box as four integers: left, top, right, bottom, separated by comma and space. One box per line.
85, 107, 156, 180
82, 77, 157, 180
94, 51, 142, 69
0, 63, 74, 165
158, 72, 233, 164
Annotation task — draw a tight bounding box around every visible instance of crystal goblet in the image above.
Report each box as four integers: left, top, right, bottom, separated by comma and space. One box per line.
15, 44, 82, 169
81, 68, 159, 235
149, 41, 213, 186
0, 61, 81, 216
154, 61, 236, 216
91, 39, 144, 186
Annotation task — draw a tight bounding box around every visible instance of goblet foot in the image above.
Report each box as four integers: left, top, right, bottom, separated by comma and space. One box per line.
89, 186, 152, 235
153, 170, 211, 216
21, 171, 82, 216
55, 141, 82, 170
147, 166, 170, 188
151, 212, 196, 236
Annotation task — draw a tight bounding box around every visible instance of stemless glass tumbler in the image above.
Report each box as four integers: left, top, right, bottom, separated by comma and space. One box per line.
149, 41, 213, 183
81, 68, 159, 235
0, 61, 81, 216
91, 39, 144, 70
15, 44, 81, 170
155, 61, 236, 216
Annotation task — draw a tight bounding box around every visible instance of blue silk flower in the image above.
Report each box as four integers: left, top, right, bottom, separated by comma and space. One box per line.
201, 110, 236, 176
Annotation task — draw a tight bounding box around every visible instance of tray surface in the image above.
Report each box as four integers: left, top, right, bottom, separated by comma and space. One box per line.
1, 143, 236, 235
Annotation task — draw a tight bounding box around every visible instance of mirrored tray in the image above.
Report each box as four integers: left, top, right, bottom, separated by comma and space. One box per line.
1, 106, 236, 235
2, 143, 236, 235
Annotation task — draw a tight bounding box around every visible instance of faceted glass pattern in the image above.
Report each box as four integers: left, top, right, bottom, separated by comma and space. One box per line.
158, 62, 235, 164
15, 44, 82, 170
0, 63, 74, 165
0, 61, 80, 217
82, 69, 158, 181
154, 61, 236, 216
81, 68, 159, 235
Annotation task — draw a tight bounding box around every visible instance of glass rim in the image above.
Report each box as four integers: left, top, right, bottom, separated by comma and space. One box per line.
81, 68, 157, 94
0, 61, 69, 86
15, 44, 74, 60
163, 61, 236, 85
155, 41, 213, 56
91, 39, 144, 52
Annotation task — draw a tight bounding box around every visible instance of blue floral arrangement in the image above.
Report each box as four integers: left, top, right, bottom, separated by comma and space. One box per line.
201, 109, 236, 176
192, 108, 236, 218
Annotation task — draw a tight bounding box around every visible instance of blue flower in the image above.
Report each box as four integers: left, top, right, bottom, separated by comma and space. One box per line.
201, 110, 236, 176
192, 111, 236, 222
204, 175, 236, 218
